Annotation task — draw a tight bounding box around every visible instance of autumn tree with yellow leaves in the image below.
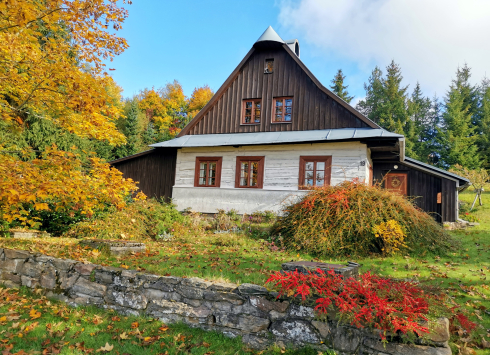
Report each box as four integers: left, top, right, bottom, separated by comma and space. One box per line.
0, 0, 144, 233
137, 81, 213, 140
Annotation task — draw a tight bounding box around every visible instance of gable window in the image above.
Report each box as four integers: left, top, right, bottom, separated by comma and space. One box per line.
235, 156, 265, 189
242, 99, 261, 124
299, 156, 332, 189
194, 157, 222, 187
273, 97, 293, 123
264, 59, 274, 74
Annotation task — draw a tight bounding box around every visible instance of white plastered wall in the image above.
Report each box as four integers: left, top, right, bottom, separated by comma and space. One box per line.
172, 142, 370, 214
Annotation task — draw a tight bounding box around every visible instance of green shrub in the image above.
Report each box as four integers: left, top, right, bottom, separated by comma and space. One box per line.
64, 199, 185, 240
274, 180, 455, 257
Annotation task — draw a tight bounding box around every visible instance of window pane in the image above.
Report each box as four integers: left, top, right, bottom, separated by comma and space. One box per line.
316, 171, 325, 186
209, 177, 215, 185
275, 114, 283, 122
199, 162, 207, 185
305, 162, 314, 171
285, 99, 292, 106
317, 162, 325, 171
245, 101, 252, 108
255, 102, 261, 109
284, 114, 291, 121
275, 100, 283, 107
250, 162, 259, 186
208, 163, 216, 180
245, 116, 251, 123
305, 171, 314, 186
285, 106, 292, 114
245, 108, 252, 116
265, 60, 274, 73
240, 162, 249, 186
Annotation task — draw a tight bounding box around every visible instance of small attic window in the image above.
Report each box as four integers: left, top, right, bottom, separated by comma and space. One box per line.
264, 59, 274, 74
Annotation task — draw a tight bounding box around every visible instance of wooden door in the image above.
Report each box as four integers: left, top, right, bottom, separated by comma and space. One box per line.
385, 173, 408, 195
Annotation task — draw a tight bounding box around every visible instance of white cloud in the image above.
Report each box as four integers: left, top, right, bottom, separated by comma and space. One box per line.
278, 0, 490, 97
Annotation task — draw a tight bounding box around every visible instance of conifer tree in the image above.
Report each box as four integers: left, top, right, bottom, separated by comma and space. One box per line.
330, 69, 354, 103
356, 66, 384, 123
407, 83, 434, 161
113, 99, 141, 159
477, 78, 490, 169
439, 68, 481, 169
357, 61, 409, 135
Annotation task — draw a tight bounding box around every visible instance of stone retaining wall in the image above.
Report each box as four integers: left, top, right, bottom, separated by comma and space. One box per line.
0, 248, 451, 354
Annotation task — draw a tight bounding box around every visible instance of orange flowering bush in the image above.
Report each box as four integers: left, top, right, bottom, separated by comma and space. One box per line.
0, 147, 145, 234
275, 180, 453, 257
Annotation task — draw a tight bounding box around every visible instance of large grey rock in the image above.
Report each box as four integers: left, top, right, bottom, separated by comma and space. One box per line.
105, 286, 147, 310
1, 271, 21, 285
4, 249, 30, 259
21, 261, 43, 278
181, 277, 213, 289
250, 296, 289, 313
113, 273, 145, 288
94, 269, 114, 284
176, 285, 204, 299
270, 320, 321, 344
0, 259, 24, 273
237, 283, 268, 296
40, 267, 56, 289
329, 325, 362, 353
363, 338, 452, 355
288, 304, 315, 319
71, 277, 106, 298
311, 320, 330, 338
74, 263, 96, 276
58, 271, 79, 290
269, 310, 287, 322
203, 290, 245, 305
143, 288, 182, 302
425, 318, 450, 343
207, 282, 238, 292
215, 313, 270, 333
51, 258, 77, 271
143, 276, 181, 291
146, 299, 211, 319
35, 255, 54, 263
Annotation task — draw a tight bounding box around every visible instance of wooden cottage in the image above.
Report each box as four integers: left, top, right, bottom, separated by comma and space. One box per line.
111, 26, 469, 223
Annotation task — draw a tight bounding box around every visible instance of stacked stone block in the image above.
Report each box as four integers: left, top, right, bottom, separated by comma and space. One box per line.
0, 247, 451, 354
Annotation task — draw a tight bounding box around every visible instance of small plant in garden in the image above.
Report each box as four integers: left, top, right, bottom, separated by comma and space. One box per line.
372, 220, 407, 255
213, 209, 234, 231
275, 179, 454, 257
226, 209, 241, 223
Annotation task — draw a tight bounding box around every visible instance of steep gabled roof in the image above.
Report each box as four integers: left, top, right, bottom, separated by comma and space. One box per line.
178, 27, 379, 137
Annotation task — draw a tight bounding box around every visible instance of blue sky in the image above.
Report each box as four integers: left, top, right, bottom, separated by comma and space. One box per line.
109, 0, 490, 104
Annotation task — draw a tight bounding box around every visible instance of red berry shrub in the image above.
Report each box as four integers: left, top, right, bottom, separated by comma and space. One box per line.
267, 269, 447, 340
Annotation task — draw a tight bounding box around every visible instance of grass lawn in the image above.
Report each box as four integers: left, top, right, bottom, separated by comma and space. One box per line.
0, 189, 489, 353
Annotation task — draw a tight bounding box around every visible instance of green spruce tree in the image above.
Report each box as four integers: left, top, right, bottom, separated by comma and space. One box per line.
330, 69, 354, 103
356, 66, 384, 123
477, 78, 490, 169
113, 99, 142, 159
406, 83, 434, 161
439, 67, 481, 169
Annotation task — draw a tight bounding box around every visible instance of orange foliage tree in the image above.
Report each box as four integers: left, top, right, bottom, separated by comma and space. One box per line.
0, 0, 130, 144
137, 82, 213, 138
0, 147, 145, 233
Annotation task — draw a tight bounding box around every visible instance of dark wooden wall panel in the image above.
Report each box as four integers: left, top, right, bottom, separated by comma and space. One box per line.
187, 49, 368, 135
441, 179, 457, 222
372, 161, 455, 223
111, 148, 177, 201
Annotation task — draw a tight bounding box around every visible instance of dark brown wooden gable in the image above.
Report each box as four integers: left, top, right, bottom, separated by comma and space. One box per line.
179, 44, 378, 136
